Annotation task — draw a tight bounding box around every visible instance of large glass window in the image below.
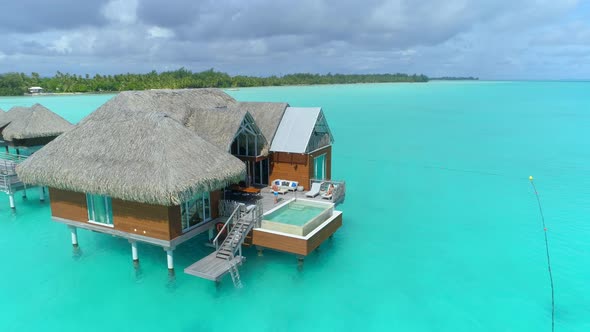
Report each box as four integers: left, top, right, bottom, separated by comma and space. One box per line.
313, 154, 326, 180
254, 159, 269, 185
181, 192, 211, 232
86, 194, 113, 226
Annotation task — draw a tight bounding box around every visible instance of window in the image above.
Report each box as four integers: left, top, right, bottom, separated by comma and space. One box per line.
313, 154, 326, 180
86, 194, 113, 226
181, 192, 211, 232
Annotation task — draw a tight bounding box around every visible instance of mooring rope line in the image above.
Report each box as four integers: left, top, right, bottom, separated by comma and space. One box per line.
529, 176, 555, 332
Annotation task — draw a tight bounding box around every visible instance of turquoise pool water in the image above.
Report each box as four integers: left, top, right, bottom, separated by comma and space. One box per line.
264, 202, 326, 226
1, 82, 590, 331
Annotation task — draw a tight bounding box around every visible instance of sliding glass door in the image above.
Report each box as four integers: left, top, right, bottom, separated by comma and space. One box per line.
313, 154, 326, 180
181, 192, 211, 232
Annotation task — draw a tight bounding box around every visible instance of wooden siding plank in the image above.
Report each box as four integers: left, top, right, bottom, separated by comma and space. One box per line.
251, 230, 308, 256
111, 198, 171, 240
306, 213, 342, 254
48, 188, 88, 222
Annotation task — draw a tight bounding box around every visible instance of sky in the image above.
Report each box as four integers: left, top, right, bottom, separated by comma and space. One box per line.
0, 0, 589, 80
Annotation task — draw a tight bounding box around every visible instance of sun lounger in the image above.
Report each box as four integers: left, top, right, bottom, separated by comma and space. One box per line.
321, 184, 336, 200
305, 182, 323, 197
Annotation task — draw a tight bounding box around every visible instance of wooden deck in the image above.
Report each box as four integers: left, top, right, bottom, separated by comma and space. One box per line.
184, 252, 244, 281
224, 187, 333, 214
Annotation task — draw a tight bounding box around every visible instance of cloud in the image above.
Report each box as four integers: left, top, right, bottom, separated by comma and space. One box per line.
102, 0, 139, 24
0, 0, 108, 33
0, 0, 587, 79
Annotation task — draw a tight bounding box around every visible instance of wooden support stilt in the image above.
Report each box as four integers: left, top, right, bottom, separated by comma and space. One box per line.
131, 241, 139, 263
8, 193, 15, 209
166, 249, 174, 271
297, 256, 304, 267
69, 226, 79, 248
39, 187, 45, 202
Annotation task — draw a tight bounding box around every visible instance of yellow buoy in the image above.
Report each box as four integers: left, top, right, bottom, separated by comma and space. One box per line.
529, 176, 534, 181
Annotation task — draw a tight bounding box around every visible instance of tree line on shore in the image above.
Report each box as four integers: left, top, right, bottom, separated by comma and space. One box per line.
0, 68, 429, 96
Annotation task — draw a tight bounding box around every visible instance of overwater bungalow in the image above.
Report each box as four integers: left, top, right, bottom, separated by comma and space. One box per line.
17, 89, 344, 286
239, 102, 334, 189
1, 104, 73, 208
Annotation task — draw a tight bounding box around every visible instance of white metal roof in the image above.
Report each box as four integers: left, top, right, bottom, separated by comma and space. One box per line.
270, 107, 321, 153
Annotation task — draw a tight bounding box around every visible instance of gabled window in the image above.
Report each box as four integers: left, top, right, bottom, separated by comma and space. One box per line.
306, 111, 333, 153
230, 115, 265, 157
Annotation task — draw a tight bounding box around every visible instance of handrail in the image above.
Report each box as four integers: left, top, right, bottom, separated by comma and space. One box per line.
0, 152, 28, 163
213, 205, 242, 250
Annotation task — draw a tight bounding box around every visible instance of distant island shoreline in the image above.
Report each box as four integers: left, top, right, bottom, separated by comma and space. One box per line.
0, 68, 477, 97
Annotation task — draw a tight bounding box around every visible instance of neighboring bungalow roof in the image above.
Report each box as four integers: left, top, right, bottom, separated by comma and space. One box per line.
17, 109, 246, 206
0, 106, 30, 129
1, 104, 73, 141
237, 102, 289, 146
270, 107, 333, 154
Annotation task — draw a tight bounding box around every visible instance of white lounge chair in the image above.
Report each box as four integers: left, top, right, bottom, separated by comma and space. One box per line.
321, 184, 336, 200
270, 179, 289, 195
305, 182, 323, 197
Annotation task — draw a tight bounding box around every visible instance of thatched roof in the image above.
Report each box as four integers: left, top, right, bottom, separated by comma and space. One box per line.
83, 89, 248, 151
0, 106, 30, 129
0, 104, 73, 141
17, 108, 246, 206
186, 105, 249, 151
84, 89, 237, 124
238, 102, 288, 146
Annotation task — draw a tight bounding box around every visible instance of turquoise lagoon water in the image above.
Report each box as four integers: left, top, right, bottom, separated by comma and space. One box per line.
1, 82, 590, 331
264, 202, 326, 226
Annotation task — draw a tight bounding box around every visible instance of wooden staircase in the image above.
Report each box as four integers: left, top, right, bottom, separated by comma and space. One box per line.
216, 215, 254, 260
184, 201, 263, 287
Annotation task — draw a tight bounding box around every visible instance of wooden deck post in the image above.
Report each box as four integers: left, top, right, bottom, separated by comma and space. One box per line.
297, 256, 304, 267
166, 249, 174, 271
22, 186, 27, 199
69, 226, 79, 248
39, 187, 45, 202
131, 241, 139, 263
8, 193, 15, 209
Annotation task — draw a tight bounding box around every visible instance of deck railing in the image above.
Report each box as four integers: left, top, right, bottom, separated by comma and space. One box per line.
213, 204, 243, 250
0, 152, 27, 175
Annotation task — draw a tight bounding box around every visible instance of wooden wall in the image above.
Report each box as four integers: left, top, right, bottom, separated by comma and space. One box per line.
49, 188, 89, 222
49, 187, 223, 242
269, 145, 332, 190
111, 198, 171, 240
210, 190, 222, 219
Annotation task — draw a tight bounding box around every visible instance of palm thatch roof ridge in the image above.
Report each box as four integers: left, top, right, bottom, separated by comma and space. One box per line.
17, 109, 246, 206
0, 106, 30, 129
238, 102, 289, 145
82, 89, 245, 151
1, 104, 73, 140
